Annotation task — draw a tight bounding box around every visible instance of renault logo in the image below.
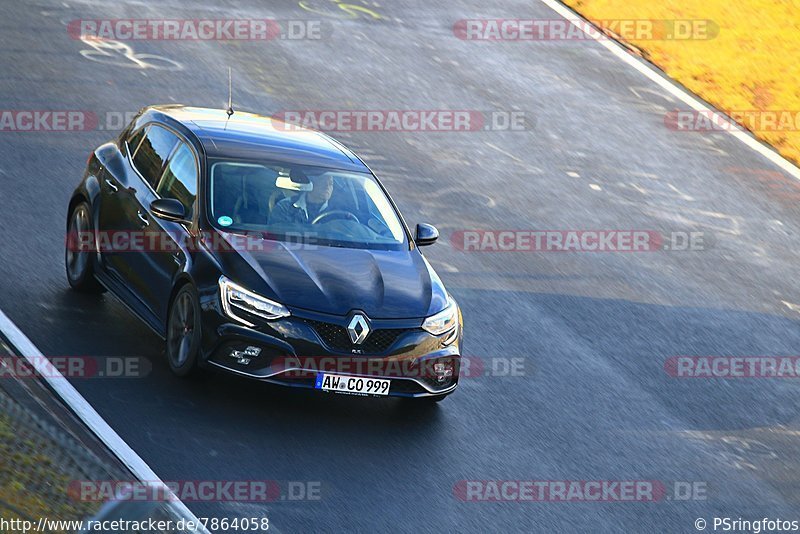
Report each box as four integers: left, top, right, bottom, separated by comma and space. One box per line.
347, 314, 370, 345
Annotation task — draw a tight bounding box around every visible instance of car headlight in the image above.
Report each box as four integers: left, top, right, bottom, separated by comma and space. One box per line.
219, 276, 290, 326
422, 297, 458, 336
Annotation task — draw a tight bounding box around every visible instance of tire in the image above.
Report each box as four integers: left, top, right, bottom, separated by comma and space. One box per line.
65, 202, 105, 293
166, 284, 202, 377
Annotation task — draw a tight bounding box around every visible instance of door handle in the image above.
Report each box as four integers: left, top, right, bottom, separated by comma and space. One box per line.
137, 210, 149, 226
105, 179, 119, 193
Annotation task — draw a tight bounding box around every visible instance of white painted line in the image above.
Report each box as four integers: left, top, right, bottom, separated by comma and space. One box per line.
537, 0, 800, 181
0, 308, 208, 532
485, 141, 524, 163
782, 300, 800, 314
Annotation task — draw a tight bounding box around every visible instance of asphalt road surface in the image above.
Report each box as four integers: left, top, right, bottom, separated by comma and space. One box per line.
2, 0, 800, 531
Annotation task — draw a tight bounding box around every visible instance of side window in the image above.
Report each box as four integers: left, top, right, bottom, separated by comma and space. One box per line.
126, 127, 146, 157
132, 125, 179, 188
156, 142, 198, 220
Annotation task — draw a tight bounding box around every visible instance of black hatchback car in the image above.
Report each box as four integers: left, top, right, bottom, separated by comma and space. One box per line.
66, 106, 462, 401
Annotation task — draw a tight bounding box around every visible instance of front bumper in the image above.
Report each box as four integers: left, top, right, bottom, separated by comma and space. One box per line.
199, 301, 462, 398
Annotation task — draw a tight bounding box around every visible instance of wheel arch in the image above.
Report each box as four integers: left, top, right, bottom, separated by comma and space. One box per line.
67, 173, 102, 229
67, 193, 88, 229
167, 273, 197, 314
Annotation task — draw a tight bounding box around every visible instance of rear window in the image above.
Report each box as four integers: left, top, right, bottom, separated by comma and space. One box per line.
132, 125, 179, 188
126, 127, 146, 156
156, 143, 198, 219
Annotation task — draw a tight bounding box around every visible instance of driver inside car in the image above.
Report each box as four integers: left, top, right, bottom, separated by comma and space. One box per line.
269, 174, 336, 225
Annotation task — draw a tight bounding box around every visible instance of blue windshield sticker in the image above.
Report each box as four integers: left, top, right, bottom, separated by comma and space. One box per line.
218, 216, 233, 227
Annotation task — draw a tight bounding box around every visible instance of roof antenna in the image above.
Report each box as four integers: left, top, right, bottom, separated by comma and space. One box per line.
226, 67, 234, 118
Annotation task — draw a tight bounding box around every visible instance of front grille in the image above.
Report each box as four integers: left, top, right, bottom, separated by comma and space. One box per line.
307, 320, 406, 353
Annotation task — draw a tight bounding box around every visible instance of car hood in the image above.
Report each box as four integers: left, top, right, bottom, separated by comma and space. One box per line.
216, 233, 448, 319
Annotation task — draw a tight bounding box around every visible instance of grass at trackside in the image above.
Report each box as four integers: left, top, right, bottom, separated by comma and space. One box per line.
563, 0, 800, 165
0, 413, 95, 530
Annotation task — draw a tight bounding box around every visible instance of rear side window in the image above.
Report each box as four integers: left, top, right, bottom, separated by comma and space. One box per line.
132, 125, 179, 188
126, 127, 146, 156
156, 143, 198, 220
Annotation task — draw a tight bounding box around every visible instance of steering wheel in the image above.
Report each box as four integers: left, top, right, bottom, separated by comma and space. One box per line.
311, 210, 359, 225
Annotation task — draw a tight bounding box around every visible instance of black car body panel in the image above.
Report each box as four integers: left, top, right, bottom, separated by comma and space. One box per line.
213, 236, 448, 318
68, 106, 462, 398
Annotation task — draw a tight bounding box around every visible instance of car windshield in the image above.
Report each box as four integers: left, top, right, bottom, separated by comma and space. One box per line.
208, 160, 408, 250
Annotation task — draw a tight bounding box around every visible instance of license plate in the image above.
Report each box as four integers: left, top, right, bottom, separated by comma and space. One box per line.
314, 373, 391, 396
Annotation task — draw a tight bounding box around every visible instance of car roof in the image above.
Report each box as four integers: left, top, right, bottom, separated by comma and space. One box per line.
146, 105, 370, 173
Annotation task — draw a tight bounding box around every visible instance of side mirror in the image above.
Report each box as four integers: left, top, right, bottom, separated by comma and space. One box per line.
415, 223, 439, 246
150, 198, 187, 223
